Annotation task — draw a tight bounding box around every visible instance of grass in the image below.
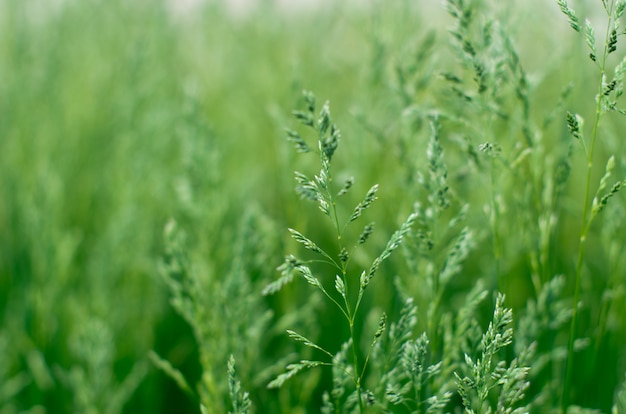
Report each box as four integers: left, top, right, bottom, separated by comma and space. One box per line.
1, 0, 625, 412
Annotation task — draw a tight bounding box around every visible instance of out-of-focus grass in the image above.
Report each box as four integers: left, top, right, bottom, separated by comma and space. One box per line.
0, 0, 624, 412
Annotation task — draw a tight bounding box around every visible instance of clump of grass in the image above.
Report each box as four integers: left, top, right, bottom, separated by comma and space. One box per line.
402, 115, 474, 350
0, 330, 35, 414
454, 293, 531, 413
513, 275, 572, 409
152, 206, 282, 413
555, 0, 626, 409
3, 0, 626, 412
265, 91, 543, 414
265, 91, 418, 412
226, 355, 252, 414
55, 319, 149, 414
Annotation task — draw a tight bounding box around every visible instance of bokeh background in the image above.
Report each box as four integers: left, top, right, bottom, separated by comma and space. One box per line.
1, 0, 625, 412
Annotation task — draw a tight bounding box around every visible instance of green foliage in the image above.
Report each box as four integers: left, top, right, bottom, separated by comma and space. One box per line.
1, 0, 625, 413
454, 294, 531, 413
265, 92, 417, 412
227, 355, 252, 414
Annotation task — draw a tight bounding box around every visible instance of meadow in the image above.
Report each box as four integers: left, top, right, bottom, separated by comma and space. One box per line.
1, 0, 625, 412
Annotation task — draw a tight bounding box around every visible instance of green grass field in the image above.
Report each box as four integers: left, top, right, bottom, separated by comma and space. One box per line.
1, 0, 625, 412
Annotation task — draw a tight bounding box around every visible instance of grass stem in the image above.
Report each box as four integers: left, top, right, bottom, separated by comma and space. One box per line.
561, 6, 612, 407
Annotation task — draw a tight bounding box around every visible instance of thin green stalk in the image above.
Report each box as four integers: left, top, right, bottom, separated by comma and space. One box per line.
337, 257, 364, 412
326, 163, 364, 414
319, 281, 351, 321
429, 208, 440, 353
562, 13, 611, 409
594, 241, 621, 356
490, 156, 502, 285
349, 319, 364, 414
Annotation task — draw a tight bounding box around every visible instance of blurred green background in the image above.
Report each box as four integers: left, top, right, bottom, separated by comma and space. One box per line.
1, 0, 625, 412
